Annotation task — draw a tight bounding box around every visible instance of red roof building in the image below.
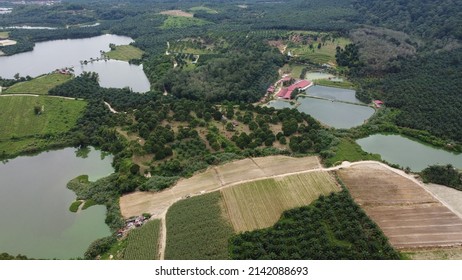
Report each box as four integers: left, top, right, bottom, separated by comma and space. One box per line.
278, 79, 313, 99
373, 100, 384, 108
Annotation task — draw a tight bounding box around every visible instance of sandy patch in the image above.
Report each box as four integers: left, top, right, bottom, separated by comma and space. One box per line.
160, 10, 194, 17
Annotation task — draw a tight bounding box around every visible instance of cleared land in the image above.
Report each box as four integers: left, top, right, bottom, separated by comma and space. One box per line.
4, 74, 72, 95
0, 96, 86, 140
403, 247, 462, 260
161, 16, 210, 29
222, 172, 340, 232
106, 45, 144, 61
289, 36, 351, 65
123, 219, 161, 260
120, 155, 320, 218
165, 192, 234, 259
338, 163, 462, 249
160, 10, 194, 17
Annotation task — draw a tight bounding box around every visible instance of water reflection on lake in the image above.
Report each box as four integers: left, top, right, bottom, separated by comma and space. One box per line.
357, 134, 462, 172
0, 147, 113, 259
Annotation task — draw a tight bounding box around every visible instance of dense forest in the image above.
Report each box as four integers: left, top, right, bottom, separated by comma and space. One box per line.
421, 165, 462, 191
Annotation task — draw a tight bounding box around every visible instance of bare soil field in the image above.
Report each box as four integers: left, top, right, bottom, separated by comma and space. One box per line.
338, 163, 462, 249
222, 171, 340, 232
160, 10, 194, 17
120, 156, 320, 218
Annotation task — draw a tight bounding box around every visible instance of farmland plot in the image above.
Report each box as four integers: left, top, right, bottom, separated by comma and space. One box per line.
222, 172, 340, 232
165, 192, 234, 260
338, 163, 462, 249
124, 220, 161, 260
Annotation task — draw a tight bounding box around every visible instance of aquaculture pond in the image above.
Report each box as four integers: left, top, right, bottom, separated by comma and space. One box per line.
0, 147, 113, 259
357, 134, 462, 172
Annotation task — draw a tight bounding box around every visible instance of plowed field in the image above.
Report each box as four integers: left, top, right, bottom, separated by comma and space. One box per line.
338, 163, 462, 249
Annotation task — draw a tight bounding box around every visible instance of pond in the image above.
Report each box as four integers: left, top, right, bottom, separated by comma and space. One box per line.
305, 85, 361, 104
357, 134, 462, 172
0, 147, 113, 259
75, 59, 151, 93
0, 34, 150, 92
297, 97, 375, 129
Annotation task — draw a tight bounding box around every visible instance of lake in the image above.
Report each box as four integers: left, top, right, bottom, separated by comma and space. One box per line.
305, 85, 361, 104
0, 147, 113, 259
0, 34, 150, 92
357, 134, 462, 171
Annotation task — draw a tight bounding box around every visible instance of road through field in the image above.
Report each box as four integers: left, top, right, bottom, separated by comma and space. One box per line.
121, 157, 461, 259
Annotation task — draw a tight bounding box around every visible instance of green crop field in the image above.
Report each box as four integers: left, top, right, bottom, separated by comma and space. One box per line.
161, 16, 211, 29
4, 73, 72, 95
124, 220, 161, 260
106, 45, 144, 61
0, 96, 86, 140
324, 138, 381, 167
221, 172, 341, 232
165, 192, 234, 260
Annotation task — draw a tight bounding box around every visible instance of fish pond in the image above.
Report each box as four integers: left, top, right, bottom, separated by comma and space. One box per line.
0, 147, 113, 259
267, 85, 375, 129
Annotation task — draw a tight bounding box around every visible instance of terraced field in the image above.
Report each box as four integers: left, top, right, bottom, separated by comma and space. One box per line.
338, 163, 462, 249
221, 172, 340, 232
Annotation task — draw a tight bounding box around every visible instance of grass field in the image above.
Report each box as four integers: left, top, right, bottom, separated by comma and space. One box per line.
221, 172, 340, 232
165, 192, 234, 260
289, 37, 350, 65
324, 138, 381, 167
0, 96, 86, 140
4, 74, 72, 95
189, 6, 218, 14
124, 220, 161, 260
106, 45, 144, 61
0, 31, 9, 38
161, 16, 211, 29
314, 79, 354, 89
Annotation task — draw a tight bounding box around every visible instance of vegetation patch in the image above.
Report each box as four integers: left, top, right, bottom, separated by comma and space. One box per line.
4, 73, 72, 95
324, 138, 380, 167
0, 96, 86, 140
106, 45, 144, 62
69, 200, 83, 213
222, 172, 340, 232
421, 165, 462, 191
165, 192, 234, 260
230, 190, 400, 260
161, 16, 211, 29
123, 219, 161, 260
314, 79, 354, 89
82, 199, 98, 210
189, 6, 218, 14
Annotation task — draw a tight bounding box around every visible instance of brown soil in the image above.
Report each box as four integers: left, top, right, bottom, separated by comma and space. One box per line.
338, 163, 462, 249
